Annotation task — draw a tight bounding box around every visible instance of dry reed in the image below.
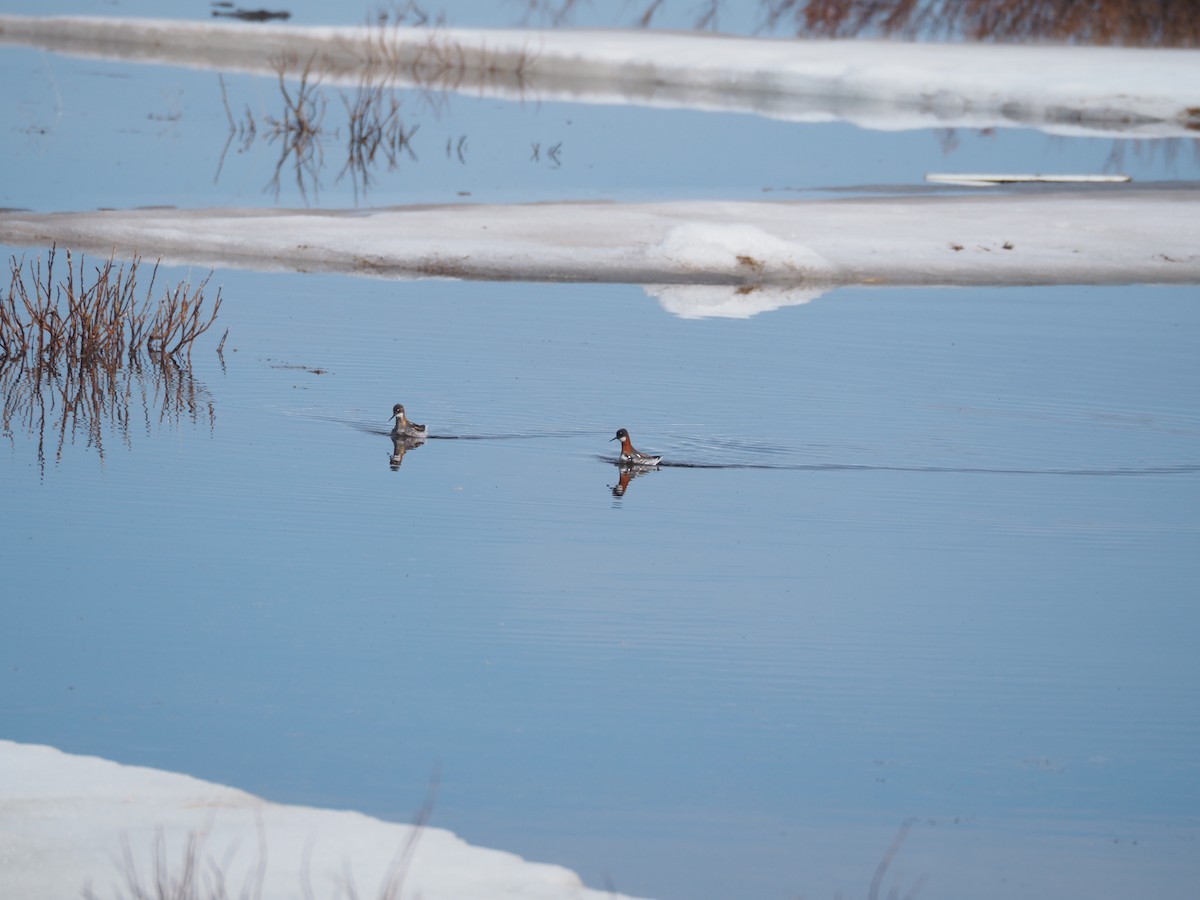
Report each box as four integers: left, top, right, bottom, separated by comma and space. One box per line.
521, 0, 1200, 43
80, 777, 438, 900
82, 821, 266, 900
2, 247, 222, 367
1, 248, 221, 471
763, 0, 1200, 46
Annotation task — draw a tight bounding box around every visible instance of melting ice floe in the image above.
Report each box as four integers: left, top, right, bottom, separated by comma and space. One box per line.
1, 192, 1198, 310
645, 222, 833, 316
650, 222, 834, 283
1, 15, 1199, 137
2, 14, 1199, 317
0, 739, 646, 900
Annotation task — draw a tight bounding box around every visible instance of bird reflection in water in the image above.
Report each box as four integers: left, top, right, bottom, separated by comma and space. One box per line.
610, 463, 658, 498
388, 433, 426, 470
387, 402, 427, 470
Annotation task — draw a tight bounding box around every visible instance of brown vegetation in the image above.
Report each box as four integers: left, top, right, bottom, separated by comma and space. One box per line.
763, 0, 1200, 46
2, 248, 222, 367
1, 248, 222, 470
79, 777, 438, 900
482, 0, 1200, 43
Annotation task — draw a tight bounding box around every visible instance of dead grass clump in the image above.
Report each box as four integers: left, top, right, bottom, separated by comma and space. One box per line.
82, 777, 437, 900
761, 0, 1200, 46
83, 823, 265, 900
1, 248, 221, 471
2, 247, 222, 367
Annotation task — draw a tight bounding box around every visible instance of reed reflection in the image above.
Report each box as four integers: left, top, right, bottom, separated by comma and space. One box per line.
217, 61, 423, 205
212, 6, 547, 204
1, 248, 222, 474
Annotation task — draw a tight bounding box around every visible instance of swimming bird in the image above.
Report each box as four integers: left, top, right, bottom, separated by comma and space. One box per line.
389, 403, 427, 440
610, 428, 661, 467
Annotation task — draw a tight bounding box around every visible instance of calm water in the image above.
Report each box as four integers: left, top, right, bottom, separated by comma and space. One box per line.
4, 271, 1199, 899
2, 3, 1200, 899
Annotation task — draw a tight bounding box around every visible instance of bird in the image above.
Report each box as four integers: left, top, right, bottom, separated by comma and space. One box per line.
610, 428, 661, 467
389, 403, 427, 440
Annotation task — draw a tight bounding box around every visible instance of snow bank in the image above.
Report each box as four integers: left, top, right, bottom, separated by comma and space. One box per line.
0, 740, 645, 900
2, 14, 1198, 137
2, 191, 1197, 309
651, 222, 832, 281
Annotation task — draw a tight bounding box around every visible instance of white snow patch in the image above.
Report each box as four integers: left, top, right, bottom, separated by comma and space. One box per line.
650, 223, 834, 283
0, 740, 648, 900
1, 191, 1199, 299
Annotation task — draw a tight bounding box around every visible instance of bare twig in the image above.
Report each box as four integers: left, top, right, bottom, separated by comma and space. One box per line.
2, 248, 222, 472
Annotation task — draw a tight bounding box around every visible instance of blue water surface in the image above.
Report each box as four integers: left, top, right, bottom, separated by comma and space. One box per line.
2, 2, 1199, 898
3, 267, 1199, 900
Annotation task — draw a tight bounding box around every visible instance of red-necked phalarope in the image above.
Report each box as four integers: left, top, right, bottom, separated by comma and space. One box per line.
390, 403, 427, 440
611, 428, 661, 467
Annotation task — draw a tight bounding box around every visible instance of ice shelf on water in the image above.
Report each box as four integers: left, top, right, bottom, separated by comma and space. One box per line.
1, 14, 1199, 137
0, 739, 646, 900
1, 191, 1198, 315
